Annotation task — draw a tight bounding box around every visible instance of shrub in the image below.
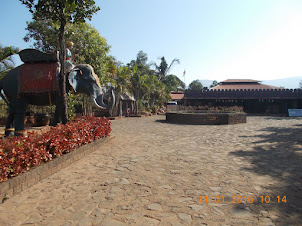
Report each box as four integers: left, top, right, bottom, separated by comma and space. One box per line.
0, 116, 111, 182
67, 90, 76, 120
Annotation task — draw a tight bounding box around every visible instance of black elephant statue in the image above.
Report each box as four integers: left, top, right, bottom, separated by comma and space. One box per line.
0, 62, 115, 136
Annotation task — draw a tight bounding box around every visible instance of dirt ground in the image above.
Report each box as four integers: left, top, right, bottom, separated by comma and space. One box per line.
0, 115, 302, 225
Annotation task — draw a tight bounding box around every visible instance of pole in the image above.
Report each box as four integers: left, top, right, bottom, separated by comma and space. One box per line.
183, 69, 186, 88
183, 70, 187, 107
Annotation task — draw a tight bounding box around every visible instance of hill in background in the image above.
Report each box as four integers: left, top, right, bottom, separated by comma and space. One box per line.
262, 77, 301, 89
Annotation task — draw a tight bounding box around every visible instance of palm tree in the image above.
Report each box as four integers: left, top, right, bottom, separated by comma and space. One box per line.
126, 51, 175, 113
0, 45, 20, 79
152, 56, 180, 81
111, 66, 132, 116
129, 65, 149, 113
146, 74, 168, 109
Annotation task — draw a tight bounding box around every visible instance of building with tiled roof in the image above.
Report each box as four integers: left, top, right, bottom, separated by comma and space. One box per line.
185, 79, 302, 115
170, 91, 184, 103
210, 79, 282, 90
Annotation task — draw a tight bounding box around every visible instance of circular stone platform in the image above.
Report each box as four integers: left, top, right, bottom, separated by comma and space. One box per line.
166, 112, 247, 125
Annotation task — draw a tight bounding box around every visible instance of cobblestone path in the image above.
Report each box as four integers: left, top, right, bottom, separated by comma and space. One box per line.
0, 115, 302, 225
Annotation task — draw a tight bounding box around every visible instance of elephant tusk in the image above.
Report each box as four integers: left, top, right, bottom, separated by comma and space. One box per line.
92, 96, 107, 109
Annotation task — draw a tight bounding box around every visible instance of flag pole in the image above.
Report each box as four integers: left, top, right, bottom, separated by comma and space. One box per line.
183, 69, 186, 88
183, 69, 186, 107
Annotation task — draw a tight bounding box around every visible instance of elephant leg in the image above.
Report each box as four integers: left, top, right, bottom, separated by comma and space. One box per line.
52, 102, 62, 126
14, 102, 27, 136
5, 106, 15, 136
52, 96, 68, 126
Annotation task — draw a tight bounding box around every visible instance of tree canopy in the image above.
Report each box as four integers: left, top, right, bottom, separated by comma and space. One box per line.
188, 80, 203, 91
109, 51, 176, 113
0, 44, 20, 79
0, 2, 188, 118
20, 0, 100, 24
210, 80, 218, 88
24, 20, 110, 80
162, 74, 185, 93
152, 56, 180, 81
24, 20, 59, 52
20, 0, 100, 124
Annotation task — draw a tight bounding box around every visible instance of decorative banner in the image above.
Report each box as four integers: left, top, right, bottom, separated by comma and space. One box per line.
18, 63, 60, 94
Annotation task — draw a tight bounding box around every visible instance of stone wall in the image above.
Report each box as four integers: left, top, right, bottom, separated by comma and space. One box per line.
166, 112, 247, 125
185, 89, 302, 99
227, 113, 247, 124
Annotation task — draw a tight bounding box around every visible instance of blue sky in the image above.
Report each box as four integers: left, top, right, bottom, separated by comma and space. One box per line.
1, 0, 302, 86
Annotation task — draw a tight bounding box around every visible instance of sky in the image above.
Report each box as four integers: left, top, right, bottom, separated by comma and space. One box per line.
1, 0, 302, 86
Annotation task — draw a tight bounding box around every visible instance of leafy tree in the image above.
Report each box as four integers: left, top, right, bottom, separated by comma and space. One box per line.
127, 51, 173, 112
127, 51, 151, 112
24, 20, 59, 52
163, 74, 185, 93
146, 74, 168, 109
129, 66, 146, 112
188, 80, 203, 91
24, 20, 111, 86
210, 80, 218, 88
20, 0, 100, 124
107, 59, 132, 117
24, 22, 108, 119
0, 44, 20, 79
67, 90, 75, 120
152, 56, 180, 80
136, 51, 148, 67
115, 66, 131, 94
100, 50, 179, 115
67, 23, 110, 80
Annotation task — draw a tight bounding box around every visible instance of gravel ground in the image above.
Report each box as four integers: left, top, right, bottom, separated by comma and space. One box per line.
0, 115, 302, 225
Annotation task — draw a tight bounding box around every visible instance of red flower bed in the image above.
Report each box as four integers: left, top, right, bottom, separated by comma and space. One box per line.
0, 116, 111, 182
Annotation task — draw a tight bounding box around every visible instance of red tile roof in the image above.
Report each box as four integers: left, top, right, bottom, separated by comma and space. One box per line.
211, 84, 282, 90
221, 79, 261, 83
170, 93, 184, 100
211, 79, 282, 90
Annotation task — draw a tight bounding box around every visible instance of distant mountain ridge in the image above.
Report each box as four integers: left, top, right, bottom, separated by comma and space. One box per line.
262, 77, 302, 89
198, 77, 302, 89
197, 80, 215, 88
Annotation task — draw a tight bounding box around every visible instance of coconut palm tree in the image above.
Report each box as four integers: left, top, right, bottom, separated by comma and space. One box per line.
152, 56, 180, 81
0, 45, 20, 79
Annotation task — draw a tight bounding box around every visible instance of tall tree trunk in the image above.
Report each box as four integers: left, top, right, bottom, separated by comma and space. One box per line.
58, 19, 68, 124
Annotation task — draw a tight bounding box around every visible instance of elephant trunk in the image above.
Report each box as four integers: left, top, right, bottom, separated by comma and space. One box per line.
92, 88, 115, 110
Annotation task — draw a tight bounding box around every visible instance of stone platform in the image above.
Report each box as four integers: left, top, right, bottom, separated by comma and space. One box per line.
166, 112, 247, 125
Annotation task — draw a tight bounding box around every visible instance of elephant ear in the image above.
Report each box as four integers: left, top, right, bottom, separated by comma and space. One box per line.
68, 68, 81, 92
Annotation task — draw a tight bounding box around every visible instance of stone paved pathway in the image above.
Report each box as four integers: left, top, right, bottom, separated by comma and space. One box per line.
1, 115, 302, 225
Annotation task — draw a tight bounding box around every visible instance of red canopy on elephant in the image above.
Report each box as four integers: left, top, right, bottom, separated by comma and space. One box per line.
18, 63, 60, 95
